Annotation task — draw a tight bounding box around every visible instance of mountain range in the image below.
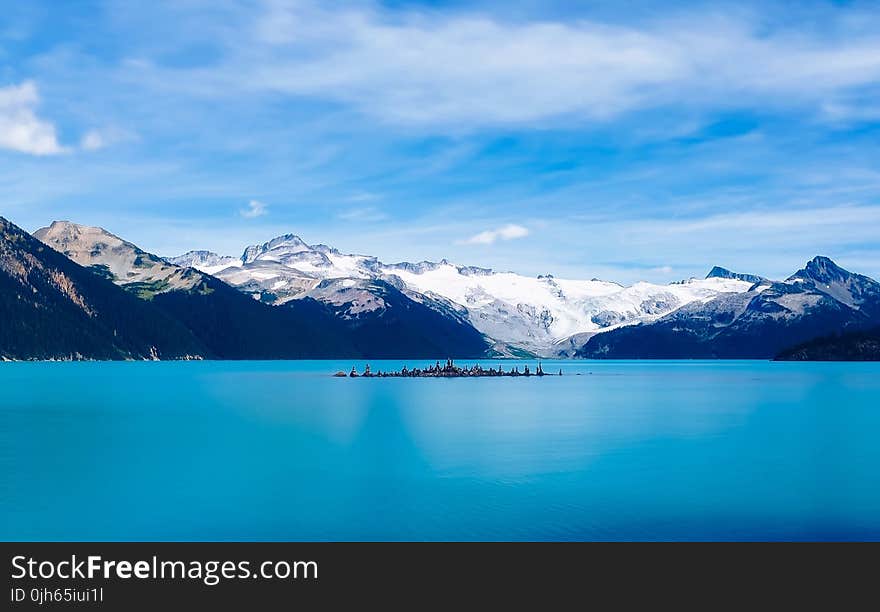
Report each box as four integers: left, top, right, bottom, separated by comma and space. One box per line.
167, 233, 755, 355
1, 214, 877, 360
578, 256, 880, 358
30, 220, 487, 360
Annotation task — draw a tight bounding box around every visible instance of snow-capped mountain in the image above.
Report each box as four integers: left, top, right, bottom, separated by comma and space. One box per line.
205, 235, 387, 312
24, 219, 880, 361
786, 255, 880, 312
166, 250, 241, 276
381, 261, 752, 354
578, 256, 880, 358
34, 220, 489, 359
706, 266, 766, 284
170, 233, 755, 355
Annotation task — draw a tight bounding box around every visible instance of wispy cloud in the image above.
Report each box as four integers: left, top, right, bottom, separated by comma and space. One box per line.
463, 224, 529, 245
553, 204, 880, 282
240, 199, 268, 218
0, 81, 66, 155
625, 205, 880, 237
345, 191, 382, 203
150, 1, 880, 128
3, 1, 880, 285
338, 206, 387, 222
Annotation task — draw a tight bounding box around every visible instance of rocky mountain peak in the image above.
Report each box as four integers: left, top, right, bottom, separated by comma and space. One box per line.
790, 256, 851, 285
241, 233, 310, 263
1, 216, 208, 360
34, 221, 202, 295
706, 266, 764, 284
36, 220, 98, 244
166, 250, 238, 269
34, 221, 137, 259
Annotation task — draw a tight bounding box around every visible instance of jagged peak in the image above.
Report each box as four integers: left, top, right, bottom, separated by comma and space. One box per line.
246, 233, 308, 249
706, 265, 765, 284
788, 256, 851, 284
309, 243, 339, 255
280, 232, 306, 241
386, 259, 496, 277
166, 250, 238, 268
706, 265, 732, 278
175, 249, 221, 257
241, 233, 312, 263
386, 260, 441, 272
263, 233, 308, 249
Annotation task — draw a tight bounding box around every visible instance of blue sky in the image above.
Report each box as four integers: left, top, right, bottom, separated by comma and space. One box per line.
2, 0, 880, 283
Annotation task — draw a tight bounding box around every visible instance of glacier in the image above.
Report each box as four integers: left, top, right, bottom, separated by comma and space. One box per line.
169, 233, 754, 356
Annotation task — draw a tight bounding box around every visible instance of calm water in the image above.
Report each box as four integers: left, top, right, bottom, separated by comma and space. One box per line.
1, 360, 878, 541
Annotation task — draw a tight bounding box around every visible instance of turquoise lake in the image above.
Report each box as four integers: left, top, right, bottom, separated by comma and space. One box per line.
1, 360, 878, 541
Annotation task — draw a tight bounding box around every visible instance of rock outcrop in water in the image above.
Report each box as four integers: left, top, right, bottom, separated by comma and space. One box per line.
338, 359, 560, 377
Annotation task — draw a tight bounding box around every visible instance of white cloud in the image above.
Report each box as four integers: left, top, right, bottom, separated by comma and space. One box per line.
212, 2, 880, 128
82, 2, 880, 132
79, 130, 106, 151
240, 199, 268, 218
0, 81, 66, 155
463, 223, 529, 245
79, 126, 138, 152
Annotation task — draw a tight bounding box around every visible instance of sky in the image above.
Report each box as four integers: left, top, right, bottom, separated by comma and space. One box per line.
2, 0, 880, 284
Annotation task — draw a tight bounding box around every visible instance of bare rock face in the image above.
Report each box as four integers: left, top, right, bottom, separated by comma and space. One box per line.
34, 221, 203, 297
0, 217, 208, 360
787, 256, 880, 313
706, 266, 766, 284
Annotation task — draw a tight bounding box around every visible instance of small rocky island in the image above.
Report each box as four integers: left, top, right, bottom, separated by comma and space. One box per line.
335, 359, 561, 378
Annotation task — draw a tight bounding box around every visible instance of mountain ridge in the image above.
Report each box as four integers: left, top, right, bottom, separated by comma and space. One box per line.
706, 266, 766, 284
35, 220, 489, 359
168, 231, 757, 355
13, 216, 880, 361
1, 217, 208, 360
578, 257, 880, 359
